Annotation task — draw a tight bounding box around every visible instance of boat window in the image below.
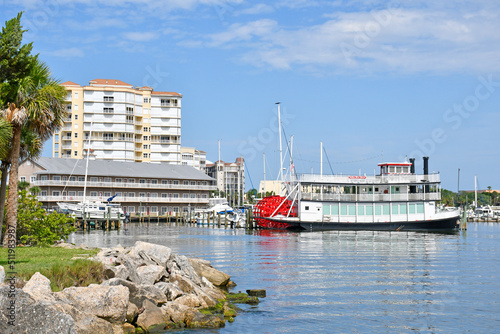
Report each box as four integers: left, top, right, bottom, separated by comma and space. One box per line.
417, 203, 424, 213
358, 206, 365, 216
400, 204, 407, 214
366, 206, 373, 215
396, 166, 402, 173
323, 205, 330, 215
392, 204, 399, 214
348, 205, 356, 216
389, 166, 395, 173
383, 205, 390, 215
305, 206, 309, 211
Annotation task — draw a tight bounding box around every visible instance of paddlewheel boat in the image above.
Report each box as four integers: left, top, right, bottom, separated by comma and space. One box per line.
253, 157, 460, 232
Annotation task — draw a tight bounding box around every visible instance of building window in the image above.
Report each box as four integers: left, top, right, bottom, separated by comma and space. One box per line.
67, 105, 72, 111
128, 206, 135, 213
74, 114, 78, 120
183, 181, 188, 185
173, 193, 179, 198
139, 193, 145, 197
90, 177, 97, 182
115, 178, 122, 183
173, 180, 179, 185
41, 191, 47, 196
161, 180, 168, 185
104, 192, 111, 197
161, 193, 168, 198
128, 192, 135, 197
74, 133, 78, 138
90, 191, 97, 197
143, 127, 149, 132
103, 107, 114, 113
78, 191, 84, 196
53, 176, 61, 181
104, 177, 111, 182
143, 98, 151, 103
190, 194, 196, 198
129, 178, 135, 183
103, 133, 114, 140
74, 150, 78, 156
183, 193, 188, 198
104, 96, 114, 102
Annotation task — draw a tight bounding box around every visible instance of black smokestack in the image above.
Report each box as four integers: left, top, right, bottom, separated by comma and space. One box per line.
409, 158, 416, 193
423, 157, 429, 193
423, 157, 429, 175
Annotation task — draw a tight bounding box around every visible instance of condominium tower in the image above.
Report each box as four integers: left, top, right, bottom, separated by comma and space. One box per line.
54, 79, 182, 163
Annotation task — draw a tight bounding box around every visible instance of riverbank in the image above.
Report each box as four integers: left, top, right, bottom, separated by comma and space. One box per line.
0, 241, 261, 333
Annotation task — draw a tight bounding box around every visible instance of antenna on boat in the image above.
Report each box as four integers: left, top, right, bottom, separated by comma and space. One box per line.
320, 142, 323, 176
276, 102, 283, 183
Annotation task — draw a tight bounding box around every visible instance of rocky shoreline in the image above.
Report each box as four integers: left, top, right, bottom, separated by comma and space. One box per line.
0, 241, 261, 333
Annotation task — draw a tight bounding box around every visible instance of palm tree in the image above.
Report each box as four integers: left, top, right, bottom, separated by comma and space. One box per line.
0, 126, 42, 243
1, 58, 66, 247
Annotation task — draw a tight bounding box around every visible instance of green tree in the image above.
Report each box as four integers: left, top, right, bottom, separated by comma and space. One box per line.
1, 16, 67, 246
16, 189, 75, 246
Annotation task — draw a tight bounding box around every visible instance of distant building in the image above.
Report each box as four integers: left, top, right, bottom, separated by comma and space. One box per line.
206, 158, 245, 206
181, 147, 207, 171
54, 79, 182, 163
19, 157, 216, 215
258, 180, 284, 196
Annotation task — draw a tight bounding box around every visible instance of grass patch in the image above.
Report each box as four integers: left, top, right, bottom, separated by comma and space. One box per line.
0, 246, 102, 291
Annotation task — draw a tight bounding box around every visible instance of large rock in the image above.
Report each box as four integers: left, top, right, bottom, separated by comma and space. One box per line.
155, 282, 183, 301
189, 259, 231, 287
184, 309, 225, 329
136, 299, 167, 333
103, 264, 129, 280
126, 302, 139, 323
0, 287, 77, 334
129, 241, 172, 267
56, 284, 129, 324
161, 302, 191, 324
23, 272, 56, 303
102, 278, 167, 308
136, 264, 168, 285
169, 254, 202, 285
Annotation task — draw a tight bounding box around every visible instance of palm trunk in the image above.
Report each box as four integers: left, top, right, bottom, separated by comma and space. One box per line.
0, 161, 10, 244
3, 125, 21, 247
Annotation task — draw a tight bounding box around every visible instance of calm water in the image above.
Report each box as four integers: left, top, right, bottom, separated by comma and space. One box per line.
69, 223, 500, 333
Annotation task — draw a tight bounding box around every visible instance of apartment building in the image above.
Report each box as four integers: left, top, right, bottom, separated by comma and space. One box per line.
19, 157, 216, 215
55, 79, 182, 163
206, 157, 245, 205
181, 147, 207, 171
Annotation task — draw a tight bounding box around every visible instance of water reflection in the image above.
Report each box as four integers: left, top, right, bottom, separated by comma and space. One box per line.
70, 223, 500, 333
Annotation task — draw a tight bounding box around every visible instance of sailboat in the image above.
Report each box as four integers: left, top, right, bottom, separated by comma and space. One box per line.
57, 126, 124, 220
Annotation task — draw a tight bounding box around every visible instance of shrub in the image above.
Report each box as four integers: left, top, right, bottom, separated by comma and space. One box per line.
16, 190, 75, 245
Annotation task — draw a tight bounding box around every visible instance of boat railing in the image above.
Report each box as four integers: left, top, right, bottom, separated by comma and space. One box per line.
302, 192, 441, 202
299, 173, 441, 184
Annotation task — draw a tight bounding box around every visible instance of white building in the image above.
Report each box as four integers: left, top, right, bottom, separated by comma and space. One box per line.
181, 147, 207, 171
54, 79, 182, 163
206, 158, 245, 206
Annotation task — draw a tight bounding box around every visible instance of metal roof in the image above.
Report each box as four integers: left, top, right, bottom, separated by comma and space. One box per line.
30, 157, 214, 181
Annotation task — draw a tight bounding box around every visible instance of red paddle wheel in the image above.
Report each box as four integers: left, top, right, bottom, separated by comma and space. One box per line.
253, 196, 297, 229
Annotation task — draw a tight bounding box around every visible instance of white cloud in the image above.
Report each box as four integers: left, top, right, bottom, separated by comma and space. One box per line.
47, 47, 85, 57
123, 31, 159, 42
204, 6, 500, 74
238, 3, 274, 15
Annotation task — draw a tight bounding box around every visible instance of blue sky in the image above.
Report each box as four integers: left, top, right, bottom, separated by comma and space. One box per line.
2, 0, 499, 192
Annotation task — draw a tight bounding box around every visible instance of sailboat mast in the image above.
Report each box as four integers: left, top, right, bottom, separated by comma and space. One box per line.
475, 175, 478, 207
276, 102, 283, 182
83, 123, 92, 203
